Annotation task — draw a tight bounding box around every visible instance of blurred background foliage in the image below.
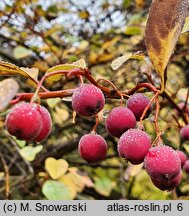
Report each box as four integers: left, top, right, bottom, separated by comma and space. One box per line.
0, 0, 189, 200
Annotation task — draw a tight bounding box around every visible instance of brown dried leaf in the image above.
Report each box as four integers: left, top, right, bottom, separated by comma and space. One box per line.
145, 0, 189, 91
0, 78, 19, 111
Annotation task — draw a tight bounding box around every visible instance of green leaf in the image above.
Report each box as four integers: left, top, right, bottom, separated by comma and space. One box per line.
123, 0, 131, 9
131, 170, 171, 199
13, 46, 33, 59
125, 26, 141, 35
15, 139, 26, 148
94, 177, 114, 197
46, 98, 61, 109
20, 145, 43, 161
42, 180, 72, 200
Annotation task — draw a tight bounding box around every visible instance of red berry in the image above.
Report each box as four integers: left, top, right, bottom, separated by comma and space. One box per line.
72, 84, 105, 117
78, 133, 108, 163
180, 125, 189, 141
176, 150, 187, 167
183, 160, 189, 174
144, 146, 181, 180
150, 170, 182, 191
118, 129, 151, 165
34, 106, 52, 142
127, 93, 151, 121
5, 102, 42, 141
105, 107, 136, 138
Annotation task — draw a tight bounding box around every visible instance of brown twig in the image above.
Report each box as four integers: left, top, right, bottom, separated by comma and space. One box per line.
92, 115, 99, 133
97, 78, 127, 105
8, 66, 189, 126
66, 159, 127, 169
183, 88, 189, 111
154, 94, 163, 144
139, 91, 159, 129
172, 114, 182, 129
0, 0, 22, 28
162, 90, 188, 124
154, 94, 160, 133
0, 153, 10, 199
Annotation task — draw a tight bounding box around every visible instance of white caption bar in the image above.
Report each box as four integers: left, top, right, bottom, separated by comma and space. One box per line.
0, 200, 187, 216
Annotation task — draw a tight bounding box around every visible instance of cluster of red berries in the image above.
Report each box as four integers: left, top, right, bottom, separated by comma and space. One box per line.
71, 83, 189, 191
5, 102, 52, 142
5, 83, 189, 191
179, 125, 189, 174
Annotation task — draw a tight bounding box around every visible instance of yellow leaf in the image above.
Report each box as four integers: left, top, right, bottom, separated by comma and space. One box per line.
59, 172, 85, 193
0, 61, 39, 87
72, 58, 87, 69
33, 60, 49, 73
52, 106, 69, 125
78, 11, 90, 19
177, 88, 188, 101
68, 167, 94, 188
45, 157, 69, 180
111, 53, 133, 70
124, 164, 143, 181
145, 0, 189, 92
20, 67, 39, 80
20, 145, 43, 162
13, 46, 33, 59
45, 59, 86, 82
98, 53, 114, 63
89, 52, 98, 64
46, 98, 61, 109
111, 52, 145, 70
182, 16, 189, 34
102, 36, 120, 50
44, 25, 63, 37
135, 0, 145, 9
183, 144, 189, 154
79, 41, 89, 50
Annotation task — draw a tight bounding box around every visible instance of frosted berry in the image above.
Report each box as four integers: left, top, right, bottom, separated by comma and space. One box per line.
78, 133, 108, 163
105, 107, 136, 138
176, 150, 187, 167
127, 93, 151, 121
180, 125, 189, 141
34, 106, 52, 142
5, 102, 42, 141
183, 160, 189, 174
144, 146, 181, 180
72, 84, 105, 117
118, 129, 151, 165
150, 170, 182, 191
